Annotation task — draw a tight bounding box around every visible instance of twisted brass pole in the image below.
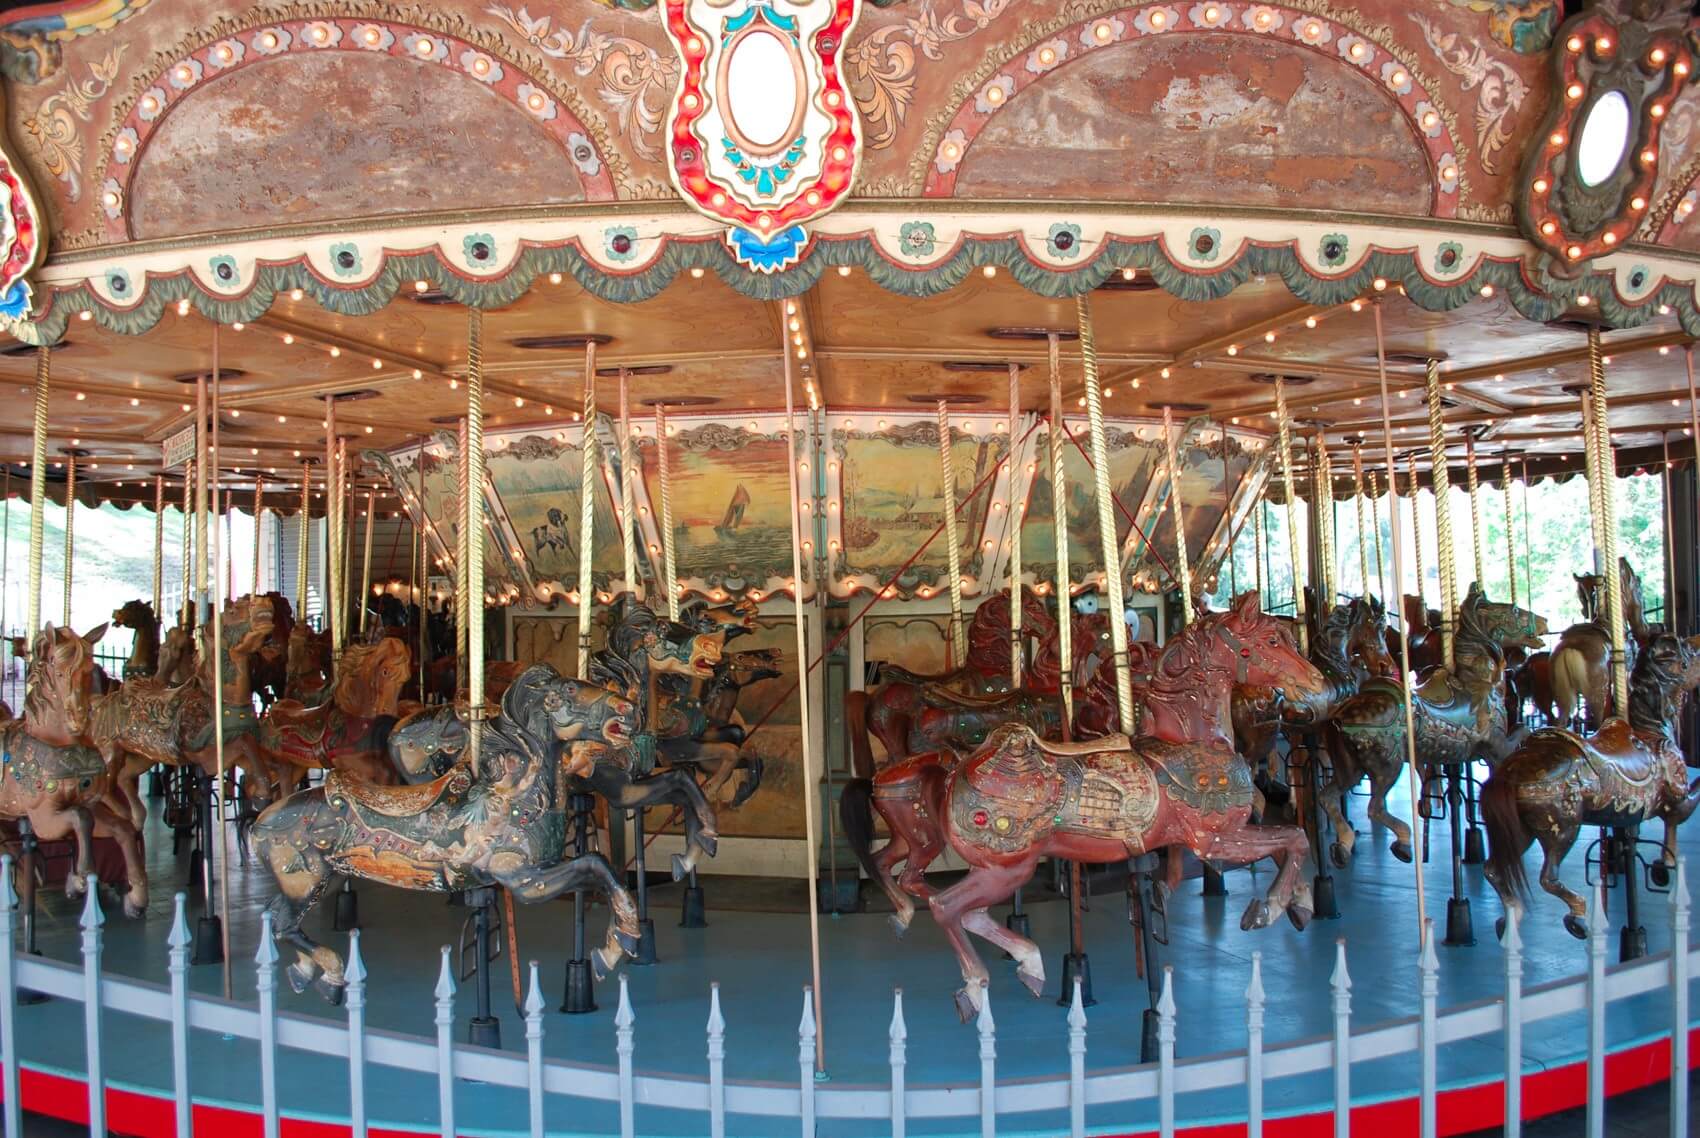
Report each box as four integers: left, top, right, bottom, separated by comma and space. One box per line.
466, 309, 487, 759
1161, 406, 1191, 626
195, 369, 208, 625
617, 368, 639, 600
224, 489, 234, 606
358, 489, 375, 636
295, 462, 310, 621
577, 342, 598, 677
325, 397, 340, 653
25, 347, 48, 639
937, 399, 966, 662
2, 467, 10, 641
1464, 434, 1484, 591
152, 476, 165, 625
1369, 469, 1386, 602
1077, 296, 1133, 731
454, 419, 468, 697
655, 403, 679, 622
1047, 333, 1073, 727
1502, 451, 1517, 606
1272, 376, 1307, 653
1520, 457, 1535, 611
181, 466, 193, 628
61, 449, 74, 628
252, 475, 264, 599
1007, 361, 1022, 690
335, 439, 349, 656
1408, 455, 1425, 618
1423, 359, 1457, 671
1314, 433, 1335, 608
1586, 329, 1628, 715
1253, 497, 1265, 607
1351, 443, 1369, 595
208, 331, 232, 989
1580, 388, 1606, 574
415, 438, 427, 697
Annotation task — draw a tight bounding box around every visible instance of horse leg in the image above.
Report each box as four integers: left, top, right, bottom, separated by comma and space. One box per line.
250, 793, 347, 1002
1319, 762, 1356, 867
925, 862, 1032, 1020
45, 804, 97, 902
1535, 825, 1588, 939
116, 752, 149, 831
1195, 820, 1313, 932
962, 896, 1046, 998
1366, 764, 1415, 864
500, 854, 641, 978
90, 800, 149, 918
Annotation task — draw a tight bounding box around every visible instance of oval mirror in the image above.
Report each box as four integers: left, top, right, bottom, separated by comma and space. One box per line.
1576, 90, 1631, 188
722, 28, 801, 154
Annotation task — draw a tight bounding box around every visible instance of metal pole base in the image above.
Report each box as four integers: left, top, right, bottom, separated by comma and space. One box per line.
1442, 896, 1475, 948
186, 850, 204, 889
332, 880, 359, 932
1311, 872, 1340, 921
559, 958, 597, 1014
192, 915, 224, 965
1201, 865, 1228, 897
147, 767, 165, 799
1057, 952, 1094, 1008
1619, 924, 1648, 963
1139, 1006, 1160, 1065
1004, 910, 1031, 940
1462, 827, 1486, 866
467, 1016, 501, 1049
679, 885, 707, 929
631, 918, 658, 966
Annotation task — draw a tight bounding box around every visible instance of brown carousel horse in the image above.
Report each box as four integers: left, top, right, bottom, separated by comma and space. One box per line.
110, 599, 162, 681
1390, 595, 1446, 680
871, 587, 1058, 697
0, 625, 149, 918
249, 591, 299, 709
259, 637, 412, 787
860, 594, 1330, 1017
1324, 583, 1548, 866
1550, 558, 1648, 729
1483, 631, 1700, 939
283, 620, 334, 703
91, 594, 280, 830
250, 665, 643, 1003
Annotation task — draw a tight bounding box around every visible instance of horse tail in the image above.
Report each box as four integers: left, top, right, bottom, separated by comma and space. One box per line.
1551, 646, 1588, 721
846, 690, 876, 780
1481, 774, 1530, 903
839, 776, 881, 886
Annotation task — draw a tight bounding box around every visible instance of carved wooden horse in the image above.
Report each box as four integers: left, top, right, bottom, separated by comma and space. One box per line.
865, 594, 1329, 1017
259, 637, 412, 787
1325, 583, 1548, 866
1551, 558, 1648, 729
250, 665, 642, 1002
1483, 631, 1700, 939
871, 587, 1058, 697
0, 625, 148, 917
91, 594, 280, 830
110, 600, 162, 681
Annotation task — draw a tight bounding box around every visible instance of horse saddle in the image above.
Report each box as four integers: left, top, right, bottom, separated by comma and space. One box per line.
1575, 721, 1664, 787
326, 763, 474, 819
952, 727, 1068, 850
920, 683, 1021, 711
1035, 733, 1131, 757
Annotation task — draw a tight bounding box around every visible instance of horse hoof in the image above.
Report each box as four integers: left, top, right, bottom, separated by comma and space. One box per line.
123, 896, 145, 920
592, 948, 618, 980
670, 854, 688, 882
952, 988, 980, 1024
887, 914, 910, 940
1564, 914, 1589, 940
1239, 901, 1272, 931
1329, 842, 1350, 869
1017, 968, 1045, 999
314, 977, 347, 1007
697, 832, 719, 858
1495, 916, 1507, 942
614, 929, 642, 956
64, 876, 86, 901
1287, 905, 1313, 932
286, 962, 314, 994
1651, 861, 1672, 889
1390, 841, 1414, 864
730, 760, 764, 809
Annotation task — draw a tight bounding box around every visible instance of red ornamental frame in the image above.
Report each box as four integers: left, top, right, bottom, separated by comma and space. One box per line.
662, 0, 862, 234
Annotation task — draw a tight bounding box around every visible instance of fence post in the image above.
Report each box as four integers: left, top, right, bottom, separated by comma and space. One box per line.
1585, 883, 1606, 1138
1670, 860, 1688, 1138
525, 961, 545, 1138
707, 983, 726, 1138
79, 877, 104, 1138
346, 929, 368, 1138
889, 989, 907, 1138
1330, 939, 1350, 1138
616, 975, 635, 1138
167, 892, 191, 1138
1418, 918, 1438, 1138
0, 856, 18, 1138
433, 946, 455, 1138
1246, 952, 1265, 1138
255, 913, 280, 1138
976, 984, 995, 1138
1503, 907, 1522, 1138
1157, 967, 1176, 1138
1067, 979, 1086, 1138
798, 987, 816, 1138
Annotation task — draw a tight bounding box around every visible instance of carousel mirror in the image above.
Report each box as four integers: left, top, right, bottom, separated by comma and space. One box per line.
1575, 90, 1631, 187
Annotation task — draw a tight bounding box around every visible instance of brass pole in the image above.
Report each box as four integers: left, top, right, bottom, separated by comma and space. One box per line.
25, 347, 48, 639
1422, 359, 1457, 672
60, 449, 74, 628
576, 344, 598, 677
335, 438, 350, 658
1520, 458, 1535, 613
2, 467, 11, 643
1351, 443, 1369, 596
781, 338, 826, 1073
617, 368, 639, 600
1408, 456, 1425, 619
358, 489, 376, 636
415, 438, 428, 697
1253, 497, 1265, 607
465, 310, 487, 759
1161, 405, 1191, 626
654, 403, 679, 622
1007, 361, 1023, 689
1580, 388, 1606, 575
1369, 469, 1386, 603
1077, 296, 1133, 730
1314, 432, 1336, 608
252, 475, 264, 599
210, 332, 233, 990
181, 466, 193, 628
223, 489, 234, 605
153, 476, 165, 624
295, 462, 310, 621
1586, 330, 1628, 716
1371, 303, 1428, 934
1272, 377, 1307, 653
937, 399, 966, 662
324, 398, 338, 646
1464, 434, 1484, 592
1502, 451, 1517, 606
1047, 334, 1073, 728
1687, 350, 1700, 621
195, 368, 208, 625
454, 419, 469, 697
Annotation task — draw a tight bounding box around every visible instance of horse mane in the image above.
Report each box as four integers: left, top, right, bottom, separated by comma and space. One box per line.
331, 638, 402, 715
1627, 632, 1688, 740
496, 663, 568, 768
22, 627, 85, 727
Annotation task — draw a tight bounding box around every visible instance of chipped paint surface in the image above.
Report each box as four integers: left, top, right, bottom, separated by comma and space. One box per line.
128, 52, 584, 240
952, 36, 1431, 213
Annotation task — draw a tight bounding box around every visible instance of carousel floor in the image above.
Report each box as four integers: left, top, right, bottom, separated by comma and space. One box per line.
7, 780, 1698, 1138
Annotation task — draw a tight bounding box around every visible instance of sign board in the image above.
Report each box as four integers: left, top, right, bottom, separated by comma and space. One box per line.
162, 425, 195, 469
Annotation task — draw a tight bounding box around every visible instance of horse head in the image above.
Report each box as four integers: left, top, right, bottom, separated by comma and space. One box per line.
725, 648, 783, 687
1346, 595, 1397, 679
1217, 592, 1328, 716
502, 664, 641, 751
388, 706, 468, 781
647, 627, 725, 679
24, 623, 104, 743
111, 599, 156, 633
1627, 631, 1696, 738
331, 636, 411, 717
1458, 581, 1548, 653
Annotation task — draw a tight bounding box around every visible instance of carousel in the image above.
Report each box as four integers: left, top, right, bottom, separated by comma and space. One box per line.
0, 1, 1691, 1136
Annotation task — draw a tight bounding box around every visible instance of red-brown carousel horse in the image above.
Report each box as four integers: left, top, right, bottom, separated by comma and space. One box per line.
864, 593, 1328, 1017
260, 636, 413, 787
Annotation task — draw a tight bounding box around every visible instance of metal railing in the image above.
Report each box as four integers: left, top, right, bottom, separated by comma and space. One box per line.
0, 855, 1692, 1138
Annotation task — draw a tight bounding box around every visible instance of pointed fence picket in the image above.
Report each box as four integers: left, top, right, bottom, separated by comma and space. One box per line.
0, 860, 1690, 1138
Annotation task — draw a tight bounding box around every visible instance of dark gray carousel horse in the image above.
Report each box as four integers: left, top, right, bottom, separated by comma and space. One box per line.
250, 665, 643, 1002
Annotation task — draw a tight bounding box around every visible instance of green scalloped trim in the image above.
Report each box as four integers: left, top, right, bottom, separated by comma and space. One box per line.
17, 233, 1700, 344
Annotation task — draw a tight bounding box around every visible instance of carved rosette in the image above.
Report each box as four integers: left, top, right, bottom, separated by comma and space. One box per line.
661, 0, 862, 272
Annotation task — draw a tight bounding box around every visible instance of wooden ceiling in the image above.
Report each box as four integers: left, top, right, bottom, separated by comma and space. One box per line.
3, 268, 1694, 504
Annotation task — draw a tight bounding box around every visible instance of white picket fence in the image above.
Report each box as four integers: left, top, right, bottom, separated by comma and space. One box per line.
0, 853, 1693, 1138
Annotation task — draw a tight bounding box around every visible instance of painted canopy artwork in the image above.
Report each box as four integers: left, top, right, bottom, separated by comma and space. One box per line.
1128, 429, 1267, 590
1019, 421, 1161, 588
486, 431, 626, 597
